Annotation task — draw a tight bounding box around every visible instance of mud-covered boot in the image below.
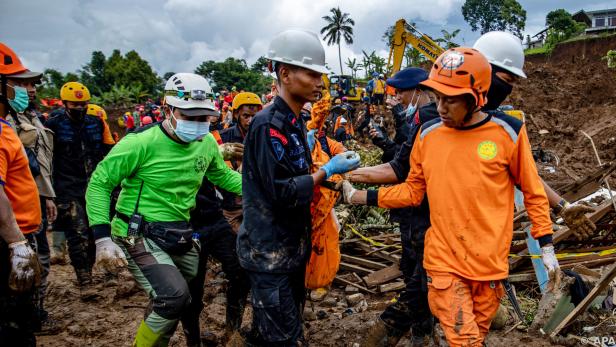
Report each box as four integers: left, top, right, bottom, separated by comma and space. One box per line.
76, 270, 99, 301
362, 318, 404, 347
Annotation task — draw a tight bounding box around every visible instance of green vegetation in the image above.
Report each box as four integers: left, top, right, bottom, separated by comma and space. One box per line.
194, 57, 272, 95
603, 49, 616, 68
461, 0, 527, 39
543, 9, 586, 51
38, 49, 161, 108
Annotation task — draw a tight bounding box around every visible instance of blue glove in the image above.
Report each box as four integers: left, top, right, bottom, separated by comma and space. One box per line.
321, 151, 361, 178
306, 129, 316, 152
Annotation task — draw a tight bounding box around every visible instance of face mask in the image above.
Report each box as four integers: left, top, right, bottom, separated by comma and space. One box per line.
67, 106, 87, 120
8, 85, 29, 113
172, 113, 210, 142
484, 73, 513, 111
405, 90, 420, 120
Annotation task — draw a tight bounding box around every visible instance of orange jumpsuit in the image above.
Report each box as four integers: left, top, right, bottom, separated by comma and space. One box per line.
375, 114, 552, 346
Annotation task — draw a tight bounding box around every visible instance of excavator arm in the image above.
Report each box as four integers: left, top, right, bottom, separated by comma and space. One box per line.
387, 19, 445, 74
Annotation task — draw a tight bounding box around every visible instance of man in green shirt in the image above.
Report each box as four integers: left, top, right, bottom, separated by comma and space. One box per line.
86, 73, 241, 347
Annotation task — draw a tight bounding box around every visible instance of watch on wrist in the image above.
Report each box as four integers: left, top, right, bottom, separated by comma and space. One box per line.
552, 199, 569, 216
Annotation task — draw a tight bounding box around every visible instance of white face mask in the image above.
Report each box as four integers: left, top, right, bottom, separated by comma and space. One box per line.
171, 112, 210, 142
405, 90, 421, 120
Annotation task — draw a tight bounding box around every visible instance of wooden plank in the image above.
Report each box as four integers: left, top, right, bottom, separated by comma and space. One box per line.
334, 276, 377, 295
355, 243, 401, 263
571, 265, 601, 279
559, 162, 616, 202
507, 273, 536, 283
509, 201, 614, 270
339, 262, 374, 275
364, 264, 402, 287
550, 261, 616, 338
379, 281, 405, 293
340, 254, 388, 270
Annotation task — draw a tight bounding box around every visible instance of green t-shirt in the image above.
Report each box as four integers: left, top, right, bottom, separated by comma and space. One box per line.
86, 124, 241, 237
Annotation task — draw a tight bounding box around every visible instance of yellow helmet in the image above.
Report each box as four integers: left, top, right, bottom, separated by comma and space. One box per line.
60, 81, 91, 102
86, 104, 107, 120
232, 92, 262, 111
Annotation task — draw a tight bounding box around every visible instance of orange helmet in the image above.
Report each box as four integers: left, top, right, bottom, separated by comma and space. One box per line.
420, 47, 491, 107
0, 42, 27, 76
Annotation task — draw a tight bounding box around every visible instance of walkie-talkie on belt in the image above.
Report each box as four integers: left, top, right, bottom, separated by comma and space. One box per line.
127, 181, 145, 238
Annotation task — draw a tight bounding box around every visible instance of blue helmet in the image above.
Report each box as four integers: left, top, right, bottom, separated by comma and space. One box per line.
372, 72, 379, 77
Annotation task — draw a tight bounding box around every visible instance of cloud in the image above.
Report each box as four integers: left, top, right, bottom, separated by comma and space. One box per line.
2, 0, 612, 79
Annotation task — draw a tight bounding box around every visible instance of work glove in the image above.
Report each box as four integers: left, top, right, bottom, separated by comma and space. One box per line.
94, 237, 128, 273
541, 245, 562, 292
338, 180, 357, 204
560, 204, 596, 240
306, 129, 316, 152
321, 151, 361, 179
219, 143, 244, 161
8, 240, 42, 293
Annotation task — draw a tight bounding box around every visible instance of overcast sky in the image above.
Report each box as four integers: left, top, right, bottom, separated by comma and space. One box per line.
3, 0, 615, 77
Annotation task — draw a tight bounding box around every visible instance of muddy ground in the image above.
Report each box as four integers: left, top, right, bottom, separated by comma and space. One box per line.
39, 36, 616, 346
38, 255, 569, 347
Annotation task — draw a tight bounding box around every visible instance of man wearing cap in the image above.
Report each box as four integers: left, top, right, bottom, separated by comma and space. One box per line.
234, 29, 360, 346
341, 48, 557, 346
86, 73, 242, 346
4, 58, 58, 334
0, 42, 44, 347
344, 68, 439, 346
369, 68, 432, 163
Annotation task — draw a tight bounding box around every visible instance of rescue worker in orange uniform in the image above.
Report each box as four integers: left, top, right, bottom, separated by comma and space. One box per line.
0, 42, 43, 347
341, 47, 559, 346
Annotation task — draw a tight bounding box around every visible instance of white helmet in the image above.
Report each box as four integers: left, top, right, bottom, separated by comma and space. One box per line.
267, 29, 329, 74
473, 31, 527, 78
164, 73, 218, 116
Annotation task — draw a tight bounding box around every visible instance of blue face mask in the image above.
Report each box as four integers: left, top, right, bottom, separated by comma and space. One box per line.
172, 113, 210, 142
8, 85, 29, 113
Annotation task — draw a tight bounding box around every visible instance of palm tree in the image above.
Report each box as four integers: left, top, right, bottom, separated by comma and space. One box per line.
404, 47, 426, 67
321, 7, 355, 75
345, 58, 360, 79
435, 29, 461, 49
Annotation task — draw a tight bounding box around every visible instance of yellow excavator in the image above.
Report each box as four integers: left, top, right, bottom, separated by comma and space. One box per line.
386, 19, 524, 121
387, 19, 445, 74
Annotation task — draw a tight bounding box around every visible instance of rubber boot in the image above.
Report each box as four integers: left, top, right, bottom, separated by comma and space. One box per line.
182, 319, 202, 347
133, 321, 163, 347
362, 318, 404, 347
76, 269, 99, 301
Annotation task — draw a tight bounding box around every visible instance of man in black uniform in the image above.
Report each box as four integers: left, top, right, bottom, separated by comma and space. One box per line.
348, 68, 437, 347
219, 92, 263, 233
235, 29, 360, 346
182, 174, 250, 346
44, 82, 109, 297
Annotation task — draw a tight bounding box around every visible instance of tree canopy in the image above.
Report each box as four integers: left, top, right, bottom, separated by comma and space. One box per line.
195, 57, 272, 94
461, 0, 527, 39
545, 9, 586, 47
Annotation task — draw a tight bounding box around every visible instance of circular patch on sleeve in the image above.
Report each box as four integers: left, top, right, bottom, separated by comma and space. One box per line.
477, 141, 497, 160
